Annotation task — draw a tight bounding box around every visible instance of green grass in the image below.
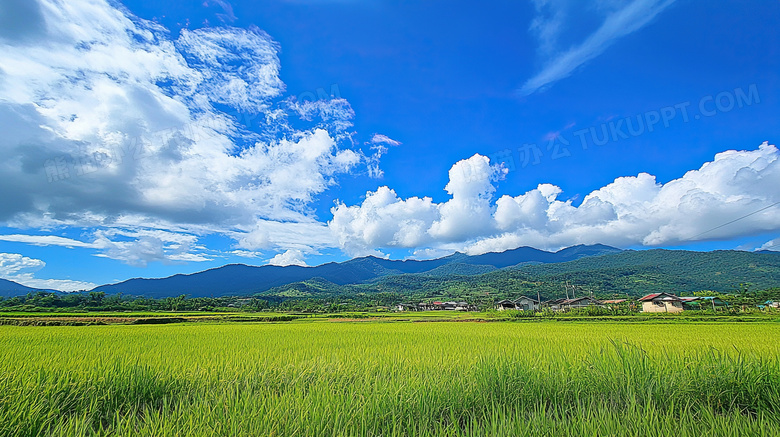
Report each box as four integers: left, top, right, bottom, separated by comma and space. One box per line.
1, 321, 779, 436
0, 311, 258, 318
0, 312, 302, 327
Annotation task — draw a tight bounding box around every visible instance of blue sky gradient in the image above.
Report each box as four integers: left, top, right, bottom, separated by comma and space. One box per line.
0, 0, 778, 290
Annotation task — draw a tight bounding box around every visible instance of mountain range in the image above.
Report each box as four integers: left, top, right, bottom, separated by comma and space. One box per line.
0, 278, 59, 298
89, 244, 621, 298
2, 244, 778, 299
0, 244, 620, 298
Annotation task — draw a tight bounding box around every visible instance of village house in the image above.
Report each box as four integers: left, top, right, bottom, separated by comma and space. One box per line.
443, 301, 468, 311
540, 296, 602, 312
638, 293, 684, 313
399, 301, 474, 311
495, 299, 517, 311
559, 296, 602, 311
514, 296, 540, 311
701, 296, 729, 309
427, 301, 445, 310
495, 297, 538, 311
453, 301, 471, 311
543, 298, 568, 311
601, 298, 632, 310
415, 302, 435, 311
679, 296, 729, 311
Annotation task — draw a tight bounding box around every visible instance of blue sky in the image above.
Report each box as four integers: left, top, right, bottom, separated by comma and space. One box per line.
0, 0, 778, 290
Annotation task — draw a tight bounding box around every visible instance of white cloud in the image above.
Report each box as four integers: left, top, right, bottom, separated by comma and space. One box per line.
757, 239, 780, 252
268, 249, 308, 266
176, 26, 284, 113
92, 229, 212, 267
234, 220, 337, 251
366, 134, 402, 178
0, 252, 96, 292
329, 143, 780, 255
0, 252, 45, 277
0, 228, 214, 267
330, 186, 439, 255
0, 0, 373, 265
528, 0, 568, 57
230, 250, 262, 258
286, 98, 356, 133
371, 134, 401, 146
429, 154, 506, 241
0, 234, 97, 248
330, 154, 507, 254
14, 278, 98, 293
204, 0, 237, 23
410, 247, 456, 260
520, 0, 676, 95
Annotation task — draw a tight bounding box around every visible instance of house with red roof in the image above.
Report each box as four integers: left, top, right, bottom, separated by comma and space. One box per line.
637, 292, 684, 313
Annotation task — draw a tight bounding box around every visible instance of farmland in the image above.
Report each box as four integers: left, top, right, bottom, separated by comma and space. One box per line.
2, 320, 780, 436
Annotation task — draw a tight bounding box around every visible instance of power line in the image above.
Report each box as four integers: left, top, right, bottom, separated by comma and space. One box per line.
689, 200, 780, 240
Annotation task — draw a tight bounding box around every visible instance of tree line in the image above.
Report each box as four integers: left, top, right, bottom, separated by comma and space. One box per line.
1, 286, 778, 314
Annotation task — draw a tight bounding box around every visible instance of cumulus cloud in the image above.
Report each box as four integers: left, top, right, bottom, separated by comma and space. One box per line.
520, 0, 676, 95
757, 239, 780, 252
0, 0, 48, 44
268, 249, 308, 266
0, 252, 45, 276
330, 186, 438, 255
429, 154, 507, 241
0, 252, 97, 291
330, 154, 507, 255
0, 0, 378, 266
330, 143, 780, 255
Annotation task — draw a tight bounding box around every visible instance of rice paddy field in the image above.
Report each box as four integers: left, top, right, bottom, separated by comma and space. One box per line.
1, 320, 779, 436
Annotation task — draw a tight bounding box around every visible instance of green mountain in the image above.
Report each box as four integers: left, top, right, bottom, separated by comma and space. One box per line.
513, 249, 780, 295
422, 263, 497, 277
0, 278, 58, 298
256, 249, 780, 301
71, 246, 780, 300
90, 244, 620, 298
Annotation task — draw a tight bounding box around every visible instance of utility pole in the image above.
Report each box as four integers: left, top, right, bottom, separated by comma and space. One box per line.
564, 282, 569, 300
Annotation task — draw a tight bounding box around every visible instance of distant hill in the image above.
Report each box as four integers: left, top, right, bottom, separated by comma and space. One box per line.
511, 249, 780, 295
91, 244, 622, 298
423, 263, 497, 277
0, 278, 58, 298
7, 246, 777, 299
458, 243, 622, 268
303, 249, 780, 300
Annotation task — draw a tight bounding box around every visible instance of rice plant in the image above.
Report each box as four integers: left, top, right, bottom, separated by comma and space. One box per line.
1, 321, 778, 436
